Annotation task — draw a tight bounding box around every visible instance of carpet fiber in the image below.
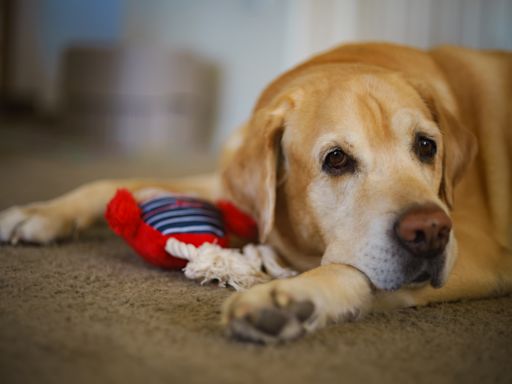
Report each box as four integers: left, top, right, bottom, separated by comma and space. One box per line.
1, 124, 511, 384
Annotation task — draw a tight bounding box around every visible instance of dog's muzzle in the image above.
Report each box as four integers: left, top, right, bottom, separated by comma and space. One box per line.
348, 203, 452, 291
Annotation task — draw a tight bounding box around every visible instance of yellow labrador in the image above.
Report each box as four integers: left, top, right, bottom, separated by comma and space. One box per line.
1, 43, 511, 343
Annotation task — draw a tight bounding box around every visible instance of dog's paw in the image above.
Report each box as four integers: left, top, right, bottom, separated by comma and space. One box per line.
0, 203, 76, 245
221, 280, 321, 344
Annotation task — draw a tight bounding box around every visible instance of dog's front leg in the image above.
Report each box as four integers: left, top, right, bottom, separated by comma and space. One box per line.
0, 175, 218, 244
222, 264, 373, 343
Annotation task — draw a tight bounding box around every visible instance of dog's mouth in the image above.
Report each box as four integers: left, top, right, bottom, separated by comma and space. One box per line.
411, 271, 431, 283
406, 259, 445, 288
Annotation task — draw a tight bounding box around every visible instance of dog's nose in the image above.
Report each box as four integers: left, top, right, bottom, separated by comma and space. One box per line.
394, 204, 452, 258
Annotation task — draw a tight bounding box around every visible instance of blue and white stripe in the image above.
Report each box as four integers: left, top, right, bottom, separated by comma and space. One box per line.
140, 196, 225, 237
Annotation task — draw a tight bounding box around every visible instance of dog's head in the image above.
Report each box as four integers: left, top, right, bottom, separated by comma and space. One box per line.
222, 65, 476, 291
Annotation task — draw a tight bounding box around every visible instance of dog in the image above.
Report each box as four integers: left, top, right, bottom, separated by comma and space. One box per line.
1, 43, 511, 343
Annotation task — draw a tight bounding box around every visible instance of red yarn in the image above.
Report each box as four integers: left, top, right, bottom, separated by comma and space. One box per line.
105, 189, 141, 238
217, 200, 258, 241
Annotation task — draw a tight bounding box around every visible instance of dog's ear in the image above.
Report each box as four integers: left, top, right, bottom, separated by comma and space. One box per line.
221, 91, 300, 242
436, 104, 478, 208
410, 80, 477, 208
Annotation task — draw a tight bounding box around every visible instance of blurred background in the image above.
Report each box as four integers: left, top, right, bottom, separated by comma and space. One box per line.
0, 0, 511, 203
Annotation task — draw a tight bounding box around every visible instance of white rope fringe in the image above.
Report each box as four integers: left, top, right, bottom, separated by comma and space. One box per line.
165, 238, 297, 291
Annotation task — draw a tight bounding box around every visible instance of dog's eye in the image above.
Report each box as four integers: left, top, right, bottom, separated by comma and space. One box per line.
323, 148, 355, 175
415, 135, 437, 162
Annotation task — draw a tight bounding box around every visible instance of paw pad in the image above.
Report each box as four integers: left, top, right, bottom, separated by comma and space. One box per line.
226, 292, 316, 343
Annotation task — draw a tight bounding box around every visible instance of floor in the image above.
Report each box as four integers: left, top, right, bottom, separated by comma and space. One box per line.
1, 119, 511, 384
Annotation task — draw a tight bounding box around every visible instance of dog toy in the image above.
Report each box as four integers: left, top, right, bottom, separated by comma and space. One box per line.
105, 188, 296, 290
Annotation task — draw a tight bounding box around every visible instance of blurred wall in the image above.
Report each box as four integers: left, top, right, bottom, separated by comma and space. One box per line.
123, 0, 289, 148
286, 0, 512, 66
9, 0, 512, 149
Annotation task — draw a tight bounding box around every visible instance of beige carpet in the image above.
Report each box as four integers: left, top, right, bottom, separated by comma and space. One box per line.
1, 122, 511, 384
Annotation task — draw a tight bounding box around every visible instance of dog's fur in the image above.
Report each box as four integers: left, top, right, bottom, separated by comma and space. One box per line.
1, 43, 511, 343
